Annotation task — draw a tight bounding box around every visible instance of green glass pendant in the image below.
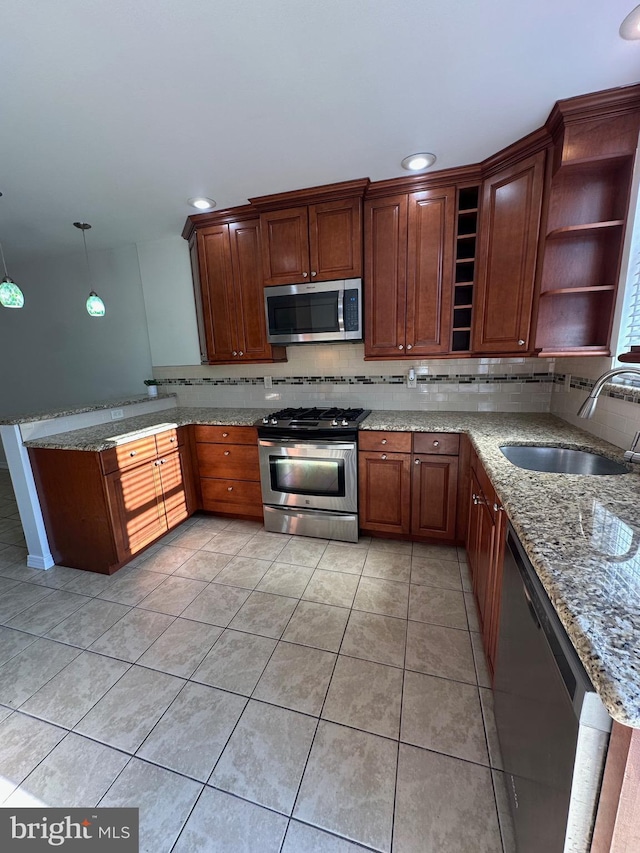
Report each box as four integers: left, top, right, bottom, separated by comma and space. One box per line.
0, 276, 25, 308
86, 291, 106, 317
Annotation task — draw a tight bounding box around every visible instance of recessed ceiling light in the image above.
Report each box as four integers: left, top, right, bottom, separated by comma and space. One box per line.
401, 153, 437, 172
188, 197, 216, 211
620, 4, 640, 38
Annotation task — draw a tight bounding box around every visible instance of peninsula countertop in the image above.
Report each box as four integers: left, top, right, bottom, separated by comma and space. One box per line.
23, 406, 640, 727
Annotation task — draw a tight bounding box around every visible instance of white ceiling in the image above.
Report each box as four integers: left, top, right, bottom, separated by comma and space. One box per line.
1, 0, 639, 260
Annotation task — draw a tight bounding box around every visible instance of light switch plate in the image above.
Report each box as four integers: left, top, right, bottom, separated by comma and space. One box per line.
111, 408, 124, 419
407, 373, 417, 389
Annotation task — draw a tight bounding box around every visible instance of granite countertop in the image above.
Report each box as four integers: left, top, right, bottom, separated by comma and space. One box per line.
0, 394, 177, 425
21, 405, 640, 727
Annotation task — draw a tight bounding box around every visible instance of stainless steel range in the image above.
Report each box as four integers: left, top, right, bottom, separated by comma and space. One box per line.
256, 407, 370, 542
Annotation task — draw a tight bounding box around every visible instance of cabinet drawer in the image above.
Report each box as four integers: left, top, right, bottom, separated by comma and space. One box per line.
413, 433, 460, 455
201, 478, 263, 512
194, 425, 258, 445
358, 431, 412, 453
196, 443, 260, 481
101, 435, 158, 475
155, 428, 183, 457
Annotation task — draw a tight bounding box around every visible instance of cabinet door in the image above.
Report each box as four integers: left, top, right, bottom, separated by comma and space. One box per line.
473, 151, 545, 354
406, 188, 455, 355
309, 198, 362, 281
105, 461, 167, 559
159, 447, 195, 530
364, 195, 408, 357
229, 219, 273, 361
358, 451, 411, 534
411, 454, 458, 540
196, 225, 239, 362
261, 207, 310, 286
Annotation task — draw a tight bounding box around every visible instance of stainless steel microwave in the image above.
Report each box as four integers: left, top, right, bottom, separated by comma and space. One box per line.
264, 278, 363, 345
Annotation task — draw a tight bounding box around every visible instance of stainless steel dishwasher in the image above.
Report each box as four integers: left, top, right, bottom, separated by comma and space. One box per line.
493, 525, 612, 853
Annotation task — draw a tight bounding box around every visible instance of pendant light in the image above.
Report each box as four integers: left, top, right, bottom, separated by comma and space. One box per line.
0, 241, 24, 308
73, 221, 105, 317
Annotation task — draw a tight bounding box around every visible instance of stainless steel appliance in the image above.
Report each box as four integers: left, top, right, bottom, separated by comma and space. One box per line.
264, 278, 362, 345
494, 525, 612, 852
256, 407, 370, 542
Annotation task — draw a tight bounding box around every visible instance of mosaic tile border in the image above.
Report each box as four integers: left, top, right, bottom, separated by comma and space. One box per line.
155, 372, 554, 388
555, 374, 640, 405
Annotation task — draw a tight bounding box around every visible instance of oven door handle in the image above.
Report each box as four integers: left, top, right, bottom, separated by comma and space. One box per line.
258, 439, 356, 452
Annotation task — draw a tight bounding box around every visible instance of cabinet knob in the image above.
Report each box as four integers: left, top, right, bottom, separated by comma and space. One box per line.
494, 502, 504, 512
129, 451, 136, 457
414, 458, 421, 464
381, 454, 387, 460
381, 439, 387, 445
302, 272, 308, 278
311, 271, 317, 277
238, 351, 244, 356
398, 344, 404, 350
433, 440, 439, 447
232, 351, 238, 356
224, 450, 230, 456
227, 486, 233, 492
222, 432, 229, 438
406, 344, 412, 350
518, 340, 525, 346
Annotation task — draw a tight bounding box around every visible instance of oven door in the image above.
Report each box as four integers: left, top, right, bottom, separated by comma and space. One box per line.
258, 439, 357, 513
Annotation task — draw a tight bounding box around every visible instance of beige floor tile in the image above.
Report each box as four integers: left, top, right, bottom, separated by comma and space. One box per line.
410, 556, 463, 590
302, 569, 359, 607
0, 712, 66, 803
316, 544, 367, 574
222, 519, 264, 535
405, 621, 476, 684
492, 768, 517, 853
253, 642, 336, 715
0, 625, 37, 666
471, 631, 492, 689
211, 555, 272, 589
0, 575, 20, 595
173, 787, 287, 853
75, 665, 184, 753
45, 598, 131, 648
328, 537, 371, 550
191, 515, 232, 534
5, 732, 129, 807
138, 575, 208, 616
461, 561, 474, 592
169, 527, 216, 550
180, 584, 251, 626
238, 532, 290, 561
173, 550, 232, 582
340, 610, 407, 667
200, 529, 255, 555
362, 550, 411, 583
89, 608, 174, 663
282, 601, 350, 652
97, 568, 167, 606
192, 629, 276, 695
256, 562, 314, 597
137, 682, 246, 781
20, 651, 130, 728
401, 671, 488, 765
480, 687, 503, 770
370, 538, 413, 556
408, 584, 468, 629
137, 618, 222, 677
294, 720, 397, 852
393, 744, 502, 852
0, 638, 81, 708
5, 588, 91, 635
353, 576, 409, 618
228, 590, 298, 639
60, 569, 113, 597
277, 538, 328, 568
138, 545, 196, 574
465, 590, 481, 632
282, 822, 366, 852
0, 581, 55, 623
412, 542, 459, 562
100, 758, 202, 853
210, 699, 316, 815
322, 655, 403, 739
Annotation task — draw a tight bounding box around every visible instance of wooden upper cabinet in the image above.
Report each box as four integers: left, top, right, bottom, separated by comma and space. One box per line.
189, 214, 286, 365
260, 207, 310, 285
473, 150, 546, 354
364, 188, 455, 358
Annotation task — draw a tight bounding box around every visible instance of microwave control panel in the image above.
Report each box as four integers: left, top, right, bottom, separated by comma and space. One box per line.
344, 289, 359, 331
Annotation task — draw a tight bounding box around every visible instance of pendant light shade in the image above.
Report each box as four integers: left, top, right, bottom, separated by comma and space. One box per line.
73, 221, 105, 317
0, 242, 24, 308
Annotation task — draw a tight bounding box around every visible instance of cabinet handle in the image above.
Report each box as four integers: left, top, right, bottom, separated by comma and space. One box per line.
222, 432, 229, 438
414, 458, 421, 465
398, 344, 404, 350
224, 450, 230, 456
433, 440, 439, 447
381, 439, 387, 445
227, 486, 233, 492
518, 339, 525, 346
129, 451, 136, 457
407, 344, 413, 350
302, 272, 308, 278
381, 454, 387, 460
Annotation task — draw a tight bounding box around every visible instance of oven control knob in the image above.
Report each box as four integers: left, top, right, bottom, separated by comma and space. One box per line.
331, 419, 339, 426
341, 419, 349, 426
270, 418, 278, 424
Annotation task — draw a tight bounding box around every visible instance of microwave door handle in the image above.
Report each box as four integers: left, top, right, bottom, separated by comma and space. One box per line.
337, 290, 345, 333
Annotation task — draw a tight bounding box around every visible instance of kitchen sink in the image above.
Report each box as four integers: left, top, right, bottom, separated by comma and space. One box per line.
499, 445, 628, 475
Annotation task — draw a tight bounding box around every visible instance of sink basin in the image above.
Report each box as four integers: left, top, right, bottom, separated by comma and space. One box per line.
499, 445, 628, 475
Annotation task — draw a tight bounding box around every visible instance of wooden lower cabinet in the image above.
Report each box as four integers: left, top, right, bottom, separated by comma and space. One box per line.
29, 427, 196, 574
359, 431, 460, 541
195, 425, 263, 519
466, 451, 507, 679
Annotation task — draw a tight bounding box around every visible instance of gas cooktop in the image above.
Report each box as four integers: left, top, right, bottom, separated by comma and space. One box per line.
257, 406, 370, 431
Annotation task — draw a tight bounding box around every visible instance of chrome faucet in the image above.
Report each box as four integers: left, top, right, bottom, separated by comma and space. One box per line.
576, 367, 640, 463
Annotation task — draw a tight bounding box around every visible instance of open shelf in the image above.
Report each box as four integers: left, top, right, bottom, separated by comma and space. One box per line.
451, 186, 480, 352
547, 221, 624, 239
546, 157, 633, 231
539, 228, 623, 293
540, 285, 615, 296
535, 290, 615, 351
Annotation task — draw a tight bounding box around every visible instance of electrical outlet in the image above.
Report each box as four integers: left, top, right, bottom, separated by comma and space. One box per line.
264, 376, 273, 389
110, 408, 124, 420
407, 370, 417, 389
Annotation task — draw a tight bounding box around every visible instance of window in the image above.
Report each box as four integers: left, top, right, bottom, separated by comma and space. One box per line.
614, 175, 640, 369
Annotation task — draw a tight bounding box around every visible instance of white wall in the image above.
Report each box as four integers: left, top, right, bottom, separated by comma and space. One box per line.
0, 243, 153, 462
